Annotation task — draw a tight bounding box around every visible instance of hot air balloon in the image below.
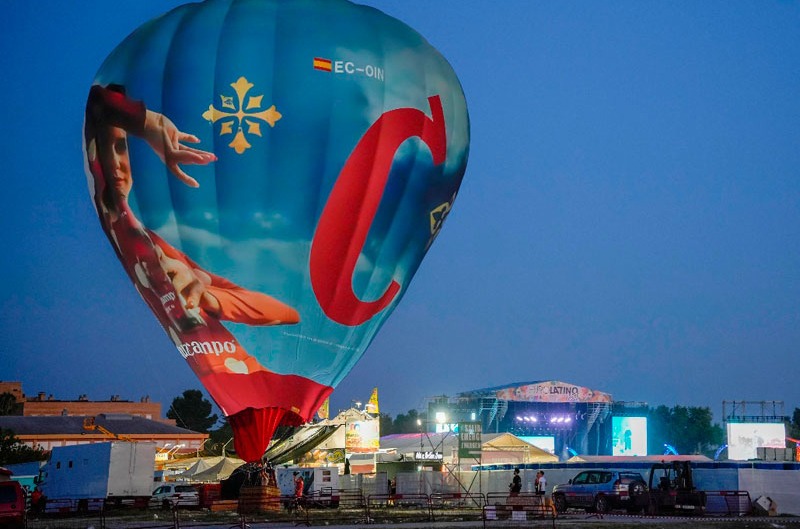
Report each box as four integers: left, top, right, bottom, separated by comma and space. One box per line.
84, 0, 469, 462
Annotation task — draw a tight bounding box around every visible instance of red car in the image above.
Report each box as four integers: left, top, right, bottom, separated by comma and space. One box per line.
0, 480, 26, 529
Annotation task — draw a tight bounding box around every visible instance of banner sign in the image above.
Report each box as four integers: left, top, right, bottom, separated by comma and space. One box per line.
458, 421, 482, 459
494, 381, 612, 403
414, 451, 443, 461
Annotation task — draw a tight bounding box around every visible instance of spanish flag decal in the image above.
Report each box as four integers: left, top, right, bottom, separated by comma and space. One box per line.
313, 57, 332, 71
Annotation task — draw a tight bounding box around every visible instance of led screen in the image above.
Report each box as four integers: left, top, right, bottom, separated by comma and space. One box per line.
519, 436, 555, 454
612, 416, 648, 456
727, 423, 786, 461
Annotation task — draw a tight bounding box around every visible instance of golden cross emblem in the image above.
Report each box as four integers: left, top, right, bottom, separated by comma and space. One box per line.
202, 76, 281, 154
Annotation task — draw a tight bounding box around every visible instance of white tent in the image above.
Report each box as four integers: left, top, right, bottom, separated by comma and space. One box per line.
175, 456, 244, 482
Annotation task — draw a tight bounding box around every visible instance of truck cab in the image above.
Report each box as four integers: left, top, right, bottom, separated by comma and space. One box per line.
0, 478, 26, 529
644, 460, 706, 514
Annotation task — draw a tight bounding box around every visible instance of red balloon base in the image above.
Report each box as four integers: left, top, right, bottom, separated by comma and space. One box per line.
201, 370, 333, 462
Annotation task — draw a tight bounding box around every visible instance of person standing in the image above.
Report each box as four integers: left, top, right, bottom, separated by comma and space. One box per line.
509, 468, 522, 496
535, 471, 547, 495
30, 487, 43, 515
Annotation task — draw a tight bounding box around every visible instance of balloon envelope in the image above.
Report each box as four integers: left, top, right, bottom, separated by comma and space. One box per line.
84, 0, 469, 461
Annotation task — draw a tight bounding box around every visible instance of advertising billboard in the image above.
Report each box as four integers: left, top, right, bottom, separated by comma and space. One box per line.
727, 422, 786, 461
612, 416, 648, 456
345, 420, 380, 453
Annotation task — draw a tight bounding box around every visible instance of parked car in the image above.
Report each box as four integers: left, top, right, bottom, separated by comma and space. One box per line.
149, 483, 200, 509
552, 470, 647, 514
0, 480, 26, 529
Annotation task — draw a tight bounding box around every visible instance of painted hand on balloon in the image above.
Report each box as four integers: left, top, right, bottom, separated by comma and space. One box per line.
143, 110, 217, 188
155, 246, 221, 316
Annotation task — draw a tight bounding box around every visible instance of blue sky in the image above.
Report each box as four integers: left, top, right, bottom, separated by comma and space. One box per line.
1, 1, 798, 422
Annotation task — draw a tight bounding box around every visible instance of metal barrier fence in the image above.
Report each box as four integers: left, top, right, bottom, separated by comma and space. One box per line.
483, 492, 556, 529
429, 492, 486, 523
366, 493, 432, 524
704, 490, 752, 517
25, 490, 369, 529
236, 490, 370, 527
23, 488, 757, 528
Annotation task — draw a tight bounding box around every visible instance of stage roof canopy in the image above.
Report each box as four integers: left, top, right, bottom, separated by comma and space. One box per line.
458, 380, 612, 404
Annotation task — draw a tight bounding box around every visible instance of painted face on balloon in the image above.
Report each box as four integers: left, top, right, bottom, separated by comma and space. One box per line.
99, 126, 133, 206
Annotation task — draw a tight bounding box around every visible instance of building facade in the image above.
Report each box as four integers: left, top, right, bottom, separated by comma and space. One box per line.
0, 381, 166, 423
0, 414, 207, 456
0, 382, 204, 457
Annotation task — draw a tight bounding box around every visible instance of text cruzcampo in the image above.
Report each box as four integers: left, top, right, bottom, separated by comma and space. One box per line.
176, 340, 236, 358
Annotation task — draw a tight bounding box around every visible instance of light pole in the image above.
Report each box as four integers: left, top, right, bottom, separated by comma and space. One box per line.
169, 444, 185, 456
196, 438, 208, 458
416, 419, 423, 470
222, 438, 234, 457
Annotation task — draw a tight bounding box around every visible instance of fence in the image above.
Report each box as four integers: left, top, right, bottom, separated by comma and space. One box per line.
430, 492, 486, 523
483, 492, 556, 529
23, 487, 758, 529
704, 490, 752, 517
366, 493, 432, 523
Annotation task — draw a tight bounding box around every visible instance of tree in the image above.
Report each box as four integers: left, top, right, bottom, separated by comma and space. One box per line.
207, 418, 234, 456
378, 413, 394, 436
647, 405, 722, 456
0, 393, 20, 416
167, 390, 218, 433
0, 429, 47, 465
392, 409, 427, 433
786, 407, 800, 439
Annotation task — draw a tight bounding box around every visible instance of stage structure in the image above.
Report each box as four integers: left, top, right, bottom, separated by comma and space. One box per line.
426, 381, 614, 457
723, 400, 789, 461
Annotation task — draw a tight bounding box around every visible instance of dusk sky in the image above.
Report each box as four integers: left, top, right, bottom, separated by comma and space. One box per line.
1, 1, 798, 423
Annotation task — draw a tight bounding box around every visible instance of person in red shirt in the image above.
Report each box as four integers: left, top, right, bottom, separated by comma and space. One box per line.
293, 472, 305, 497
30, 487, 44, 515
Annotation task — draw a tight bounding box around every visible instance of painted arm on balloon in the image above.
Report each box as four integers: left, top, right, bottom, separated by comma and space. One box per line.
86, 84, 216, 187
150, 231, 300, 326
142, 109, 216, 187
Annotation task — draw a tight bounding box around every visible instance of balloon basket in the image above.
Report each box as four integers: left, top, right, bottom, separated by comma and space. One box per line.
238, 484, 282, 513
